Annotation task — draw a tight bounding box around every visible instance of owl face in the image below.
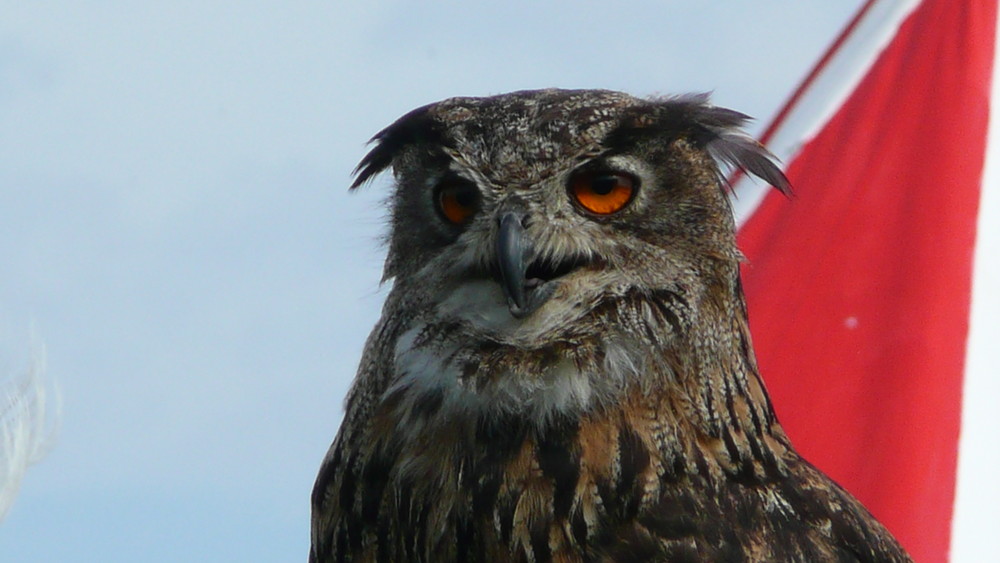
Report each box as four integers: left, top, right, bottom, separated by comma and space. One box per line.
351, 89, 787, 422
357, 90, 785, 346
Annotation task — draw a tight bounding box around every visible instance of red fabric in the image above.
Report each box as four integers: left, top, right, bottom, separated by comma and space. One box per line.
737, 1, 996, 561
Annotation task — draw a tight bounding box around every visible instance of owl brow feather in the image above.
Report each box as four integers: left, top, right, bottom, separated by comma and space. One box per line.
350, 104, 447, 190
696, 114, 793, 196
350, 92, 791, 197
607, 94, 792, 196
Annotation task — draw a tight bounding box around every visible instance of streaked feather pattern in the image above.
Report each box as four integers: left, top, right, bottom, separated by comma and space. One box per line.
311, 89, 909, 562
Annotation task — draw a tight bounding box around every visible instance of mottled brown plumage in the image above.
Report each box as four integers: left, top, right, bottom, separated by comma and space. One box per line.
311, 89, 911, 562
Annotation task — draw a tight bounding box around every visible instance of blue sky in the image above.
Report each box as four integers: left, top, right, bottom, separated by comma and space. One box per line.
1, 2, 862, 560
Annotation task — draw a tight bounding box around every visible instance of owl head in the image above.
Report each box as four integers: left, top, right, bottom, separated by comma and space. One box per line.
352, 89, 787, 346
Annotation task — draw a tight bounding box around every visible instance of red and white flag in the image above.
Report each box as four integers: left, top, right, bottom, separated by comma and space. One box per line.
732, 1, 1000, 561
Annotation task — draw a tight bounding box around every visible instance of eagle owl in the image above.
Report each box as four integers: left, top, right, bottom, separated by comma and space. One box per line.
311, 89, 910, 562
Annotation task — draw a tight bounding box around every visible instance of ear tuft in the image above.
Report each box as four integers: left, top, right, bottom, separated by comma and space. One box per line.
685, 98, 791, 196
706, 128, 792, 196
350, 104, 442, 190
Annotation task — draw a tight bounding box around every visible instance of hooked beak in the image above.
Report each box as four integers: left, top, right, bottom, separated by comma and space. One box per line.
495, 211, 556, 318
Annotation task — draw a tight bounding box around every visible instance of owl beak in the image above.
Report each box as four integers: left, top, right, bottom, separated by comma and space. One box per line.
495, 211, 555, 319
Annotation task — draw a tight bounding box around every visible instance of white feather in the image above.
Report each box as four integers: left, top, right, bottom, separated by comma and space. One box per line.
0, 345, 58, 521
390, 312, 640, 432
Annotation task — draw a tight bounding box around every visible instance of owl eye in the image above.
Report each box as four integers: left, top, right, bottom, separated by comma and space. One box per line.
436, 180, 480, 225
569, 171, 637, 215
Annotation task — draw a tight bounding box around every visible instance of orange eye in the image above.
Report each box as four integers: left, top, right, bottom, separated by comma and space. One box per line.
436, 181, 480, 225
569, 171, 637, 215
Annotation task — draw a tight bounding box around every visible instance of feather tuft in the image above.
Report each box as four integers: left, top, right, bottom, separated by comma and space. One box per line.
350, 104, 443, 190
686, 99, 792, 196
0, 343, 59, 521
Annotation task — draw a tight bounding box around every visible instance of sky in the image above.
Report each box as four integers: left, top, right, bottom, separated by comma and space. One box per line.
0, 2, 863, 561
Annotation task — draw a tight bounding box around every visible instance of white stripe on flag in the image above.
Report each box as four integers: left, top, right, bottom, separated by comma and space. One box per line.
950, 4, 1000, 560
730, 0, 921, 227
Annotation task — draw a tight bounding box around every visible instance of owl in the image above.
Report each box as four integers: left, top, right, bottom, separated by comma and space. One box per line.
310, 89, 910, 562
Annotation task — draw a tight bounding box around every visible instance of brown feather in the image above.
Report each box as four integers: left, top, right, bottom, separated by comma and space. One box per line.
311, 89, 910, 562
